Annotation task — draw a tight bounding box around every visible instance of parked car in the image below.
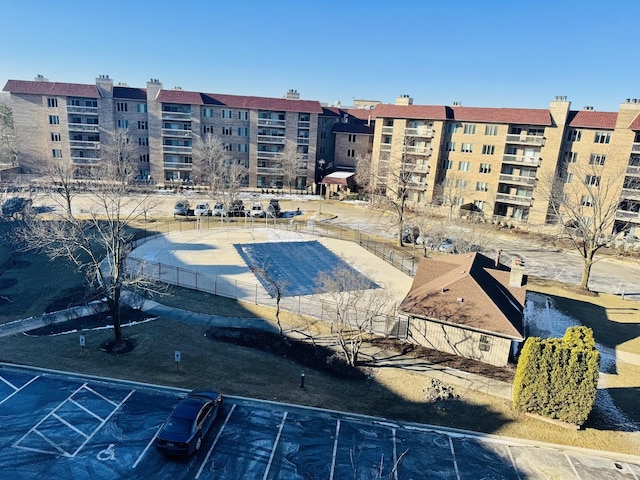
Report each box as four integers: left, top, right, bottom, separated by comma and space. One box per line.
402, 226, 420, 244
155, 390, 223, 456
173, 200, 190, 217
228, 200, 245, 217
194, 202, 211, 217
267, 199, 281, 218
249, 202, 265, 218
212, 202, 227, 217
438, 238, 457, 253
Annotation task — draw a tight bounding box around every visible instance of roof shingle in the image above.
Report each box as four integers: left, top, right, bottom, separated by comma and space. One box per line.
567, 110, 618, 129
3, 79, 99, 98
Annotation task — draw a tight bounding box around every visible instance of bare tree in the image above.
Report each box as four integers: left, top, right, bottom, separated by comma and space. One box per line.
431, 175, 469, 222
537, 160, 629, 291
354, 153, 374, 198
0, 104, 17, 167
17, 128, 163, 350
277, 139, 305, 194
316, 265, 393, 367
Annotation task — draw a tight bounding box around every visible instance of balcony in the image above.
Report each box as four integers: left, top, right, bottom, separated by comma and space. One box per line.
163, 145, 192, 154
499, 174, 537, 186
161, 111, 191, 121
257, 151, 280, 159
162, 128, 192, 138
68, 123, 99, 133
495, 193, 533, 206
298, 120, 310, 128
506, 134, 545, 146
66, 105, 98, 115
502, 154, 541, 166
257, 135, 285, 144
402, 161, 429, 173
616, 210, 640, 222
70, 140, 100, 149
632, 143, 640, 153
380, 143, 392, 152
257, 167, 282, 175
297, 137, 310, 145
405, 127, 434, 137
163, 162, 193, 170
382, 126, 394, 135
626, 165, 640, 176
404, 146, 431, 156
258, 118, 286, 127
621, 188, 640, 201
71, 157, 100, 166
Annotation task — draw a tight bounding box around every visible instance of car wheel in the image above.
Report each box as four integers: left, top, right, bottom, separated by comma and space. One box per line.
195, 435, 202, 451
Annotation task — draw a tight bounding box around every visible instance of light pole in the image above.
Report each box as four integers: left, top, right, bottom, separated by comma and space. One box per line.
318, 158, 325, 214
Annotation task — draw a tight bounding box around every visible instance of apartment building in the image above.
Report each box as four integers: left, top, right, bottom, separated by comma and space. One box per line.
369, 95, 640, 235
3, 76, 324, 190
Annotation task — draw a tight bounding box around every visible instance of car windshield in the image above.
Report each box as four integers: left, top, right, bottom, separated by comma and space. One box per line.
162, 417, 193, 435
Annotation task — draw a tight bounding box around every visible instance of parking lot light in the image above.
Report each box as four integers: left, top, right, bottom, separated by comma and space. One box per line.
299, 371, 305, 389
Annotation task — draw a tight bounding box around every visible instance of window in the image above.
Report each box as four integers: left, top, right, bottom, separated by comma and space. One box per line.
116, 102, 128, 112
458, 161, 471, 171
581, 195, 593, 207
117, 119, 129, 128
203, 124, 215, 133
138, 137, 149, 146
445, 141, 456, 151
463, 124, 476, 134
474, 199, 486, 211
476, 181, 489, 192
453, 196, 464, 206
586, 175, 601, 186
202, 108, 214, 118
447, 123, 459, 134
47, 98, 58, 108
49, 115, 59, 125
482, 145, 495, 155
566, 130, 581, 142
222, 126, 233, 135
238, 110, 249, 120
50, 132, 61, 142
485, 125, 498, 136
461, 143, 473, 153
238, 127, 248, 137
455, 179, 468, 189
348, 134, 356, 142
221, 109, 233, 119
139, 154, 149, 163
238, 144, 249, 153
138, 120, 148, 130
479, 335, 491, 352
52, 149, 63, 158
137, 103, 147, 113
347, 149, 355, 157
442, 159, 453, 170
563, 151, 578, 163
564, 172, 573, 183
479, 163, 491, 174
223, 143, 232, 151
594, 131, 611, 144
320, 132, 326, 140
589, 154, 606, 165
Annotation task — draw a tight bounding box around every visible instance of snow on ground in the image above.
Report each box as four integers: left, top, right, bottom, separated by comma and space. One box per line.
525, 292, 638, 432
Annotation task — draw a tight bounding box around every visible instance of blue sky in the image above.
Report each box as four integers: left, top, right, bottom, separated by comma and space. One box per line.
1, 0, 638, 111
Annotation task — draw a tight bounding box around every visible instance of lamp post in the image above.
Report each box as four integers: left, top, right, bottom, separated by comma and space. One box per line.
318, 158, 325, 214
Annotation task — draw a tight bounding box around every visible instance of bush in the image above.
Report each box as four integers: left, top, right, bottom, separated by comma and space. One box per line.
512, 326, 600, 426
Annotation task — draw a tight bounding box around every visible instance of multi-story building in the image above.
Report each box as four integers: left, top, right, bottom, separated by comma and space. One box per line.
4, 76, 324, 190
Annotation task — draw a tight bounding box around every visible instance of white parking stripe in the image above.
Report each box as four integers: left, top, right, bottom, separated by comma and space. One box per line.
506, 445, 522, 480
329, 420, 340, 480
83, 384, 120, 407
392, 428, 398, 480
33, 429, 69, 456
0, 374, 19, 391
51, 412, 90, 438
0, 375, 39, 405
263, 411, 288, 480
565, 452, 582, 479
132, 420, 166, 469
69, 398, 105, 422
195, 404, 237, 479
449, 437, 461, 480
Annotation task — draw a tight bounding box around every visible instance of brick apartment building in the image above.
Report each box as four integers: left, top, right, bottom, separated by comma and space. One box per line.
3, 75, 640, 235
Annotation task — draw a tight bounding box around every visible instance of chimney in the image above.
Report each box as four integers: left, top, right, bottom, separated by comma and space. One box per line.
509, 257, 526, 287
395, 94, 413, 106
494, 249, 502, 267
285, 89, 300, 100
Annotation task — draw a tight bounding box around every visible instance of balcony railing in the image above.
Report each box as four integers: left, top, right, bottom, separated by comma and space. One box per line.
405, 127, 434, 137
404, 146, 431, 155
626, 165, 640, 176
298, 120, 310, 128
615, 210, 640, 221
70, 140, 100, 149
495, 193, 533, 206
631, 143, 640, 153
257, 167, 282, 174
163, 162, 193, 170
161, 111, 191, 121
499, 174, 537, 186
257, 135, 285, 144
71, 157, 100, 165
621, 188, 640, 201
162, 128, 192, 138
66, 105, 98, 115
506, 134, 545, 146
257, 151, 280, 159
163, 145, 192, 154
502, 154, 541, 166
297, 137, 310, 145
381, 126, 394, 135
402, 162, 429, 173
380, 143, 392, 152
68, 123, 99, 133
258, 118, 286, 127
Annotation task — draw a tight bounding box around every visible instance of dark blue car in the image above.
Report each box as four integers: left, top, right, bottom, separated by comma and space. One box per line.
155, 390, 223, 456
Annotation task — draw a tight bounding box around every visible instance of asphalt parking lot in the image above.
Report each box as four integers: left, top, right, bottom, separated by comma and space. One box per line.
0, 365, 638, 479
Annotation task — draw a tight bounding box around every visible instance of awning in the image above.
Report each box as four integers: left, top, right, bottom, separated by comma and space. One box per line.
321, 172, 355, 186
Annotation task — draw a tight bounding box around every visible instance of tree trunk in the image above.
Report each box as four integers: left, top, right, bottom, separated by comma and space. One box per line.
111, 289, 124, 348
397, 222, 404, 247
579, 252, 595, 291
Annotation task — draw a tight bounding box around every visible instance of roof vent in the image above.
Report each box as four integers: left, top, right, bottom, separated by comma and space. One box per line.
452, 101, 461, 106
174, 86, 182, 90
117, 82, 128, 87
35, 74, 49, 82
554, 95, 568, 101
583, 106, 594, 111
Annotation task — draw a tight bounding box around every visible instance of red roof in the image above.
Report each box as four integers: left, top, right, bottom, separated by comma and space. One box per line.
372, 104, 448, 120
157, 89, 323, 113
3, 80, 99, 98
630, 115, 640, 130
451, 106, 552, 126
567, 110, 618, 129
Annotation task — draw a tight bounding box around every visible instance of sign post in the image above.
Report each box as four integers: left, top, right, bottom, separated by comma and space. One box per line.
79, 335, 86, 356
175, 350, 181, 371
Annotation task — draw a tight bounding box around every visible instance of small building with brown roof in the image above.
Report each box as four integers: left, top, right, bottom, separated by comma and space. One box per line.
398, 252, 526, 367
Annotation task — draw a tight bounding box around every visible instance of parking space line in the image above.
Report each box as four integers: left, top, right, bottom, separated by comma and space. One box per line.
629, 463, 639, 480
0, 374, 19, 391
83, 385, 120, 407
51, 412, 90, 438
195, 404, 237, 479
392, 428, 398, 480
329, 420, 340, 480
448, 437, 461, 480
69, 398, 105, 422
506, 445, 522, 480
33, 429, 68, 456
565, 452, 582, 479
263, 411, 288, 480
132, 420, 165, 470
0, 375, 39, 405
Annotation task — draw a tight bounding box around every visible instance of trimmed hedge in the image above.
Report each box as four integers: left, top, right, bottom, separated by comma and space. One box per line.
512, 326, 600, 426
